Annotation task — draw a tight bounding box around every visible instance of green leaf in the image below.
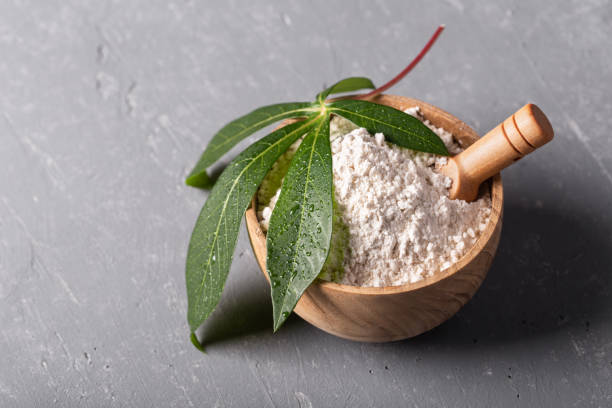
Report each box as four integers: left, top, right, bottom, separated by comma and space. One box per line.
316, 77, 375, 103
266, 115, 333, 332
185, 116, 320, 332
186, 102, 319, 188
328, 99, 449, 155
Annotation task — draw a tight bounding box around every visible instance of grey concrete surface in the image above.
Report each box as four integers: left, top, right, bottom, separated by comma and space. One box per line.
1, 0, 611, 406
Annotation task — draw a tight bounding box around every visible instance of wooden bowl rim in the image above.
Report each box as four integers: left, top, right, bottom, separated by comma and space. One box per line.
246, 94, 503, 296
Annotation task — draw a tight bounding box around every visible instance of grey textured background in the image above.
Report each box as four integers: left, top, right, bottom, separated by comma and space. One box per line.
1, 0, 611, 406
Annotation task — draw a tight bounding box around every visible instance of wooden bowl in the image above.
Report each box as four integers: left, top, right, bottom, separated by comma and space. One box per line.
245, 94, 503, 342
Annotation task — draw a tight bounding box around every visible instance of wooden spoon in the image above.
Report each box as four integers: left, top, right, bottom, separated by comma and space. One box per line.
440, 103, 554, 202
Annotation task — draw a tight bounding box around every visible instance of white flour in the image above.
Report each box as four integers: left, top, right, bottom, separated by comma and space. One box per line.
257, 107, 491, 287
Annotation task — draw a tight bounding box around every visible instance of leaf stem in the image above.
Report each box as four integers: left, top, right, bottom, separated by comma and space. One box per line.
357, 25, 445, 99
190, 332, 206, 353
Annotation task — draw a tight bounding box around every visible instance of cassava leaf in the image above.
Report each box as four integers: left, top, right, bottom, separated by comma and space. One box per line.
186, 102, 319, 188
317, 77, 375, 103
266, 115, 333, 332
183, 27, 449, 348
328, 99, 449, 155
186, 116, 320, 333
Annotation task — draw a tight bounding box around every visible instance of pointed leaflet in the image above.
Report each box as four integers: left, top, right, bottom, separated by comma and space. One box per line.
186, 102, 319, 188
328, 99, 449, 155
266, 115, 332, 331
186, 116, 320, 332
316, 77, 375, 103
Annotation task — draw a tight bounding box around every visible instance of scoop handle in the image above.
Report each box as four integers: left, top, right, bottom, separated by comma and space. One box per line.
443, 103, 554, 201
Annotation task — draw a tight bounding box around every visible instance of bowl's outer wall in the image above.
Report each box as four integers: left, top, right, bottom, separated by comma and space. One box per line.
245, 95, 504, 342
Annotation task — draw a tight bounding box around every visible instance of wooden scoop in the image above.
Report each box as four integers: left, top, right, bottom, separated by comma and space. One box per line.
440, 103, 554, 202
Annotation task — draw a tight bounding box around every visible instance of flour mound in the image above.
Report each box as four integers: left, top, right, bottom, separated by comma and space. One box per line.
258, 107, 491, 287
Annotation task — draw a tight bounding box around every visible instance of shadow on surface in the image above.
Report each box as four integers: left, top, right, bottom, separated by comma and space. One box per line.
198, 288, 271, 347
197, 268, 304, 348
195, 194, 611, 350
407, 197, 612, 348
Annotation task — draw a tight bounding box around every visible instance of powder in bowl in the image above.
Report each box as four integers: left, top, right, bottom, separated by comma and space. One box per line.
257, 107, 491, 287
